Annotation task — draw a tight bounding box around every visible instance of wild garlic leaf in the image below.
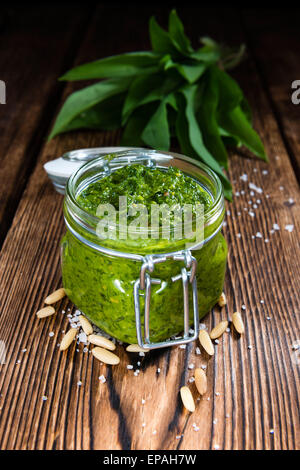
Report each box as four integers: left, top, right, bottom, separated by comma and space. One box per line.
49, 78, 132, 140
168, 9, 194, 56
59, 52, 161, 81
218, 105, 267, 161
177, 86, 232, 199
121, 103, 159, 147
214, 65, 243, 111
164, 59, 207, 84
197, 69, 229, 169
122, 73, 181, 124
149, 16, 181, 57
141, 100, 170, 150
55, 93, 126, 134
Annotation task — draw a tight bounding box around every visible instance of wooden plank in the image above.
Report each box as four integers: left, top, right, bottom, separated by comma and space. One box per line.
0, 6, 299, 450
0, 4, 92, 246
241, 8, 300, 176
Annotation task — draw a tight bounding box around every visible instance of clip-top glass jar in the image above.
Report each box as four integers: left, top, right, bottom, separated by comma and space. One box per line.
61, 149, 227, 349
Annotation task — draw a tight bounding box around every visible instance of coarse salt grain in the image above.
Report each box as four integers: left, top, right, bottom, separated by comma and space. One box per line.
242, 305, 246, 310
240, 174, 248, 182
99, 375, 106, 383
249, 182, 263, 194
127, 365, 133, 370
49, 332, 54, 337
77, 381, 82, 386
78, 332, 87, 343
273, 223, 280, 230
285, 224, 294, 232
196, 347, 201, 355
256, 232, 263, 238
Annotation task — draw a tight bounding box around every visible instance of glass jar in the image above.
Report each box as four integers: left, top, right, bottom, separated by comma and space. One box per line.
61, 149, 227, 349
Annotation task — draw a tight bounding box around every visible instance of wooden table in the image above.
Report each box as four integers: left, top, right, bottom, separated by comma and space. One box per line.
0, 5, 299, 450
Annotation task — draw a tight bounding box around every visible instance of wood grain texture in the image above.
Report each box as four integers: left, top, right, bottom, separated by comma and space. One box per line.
0, 6, 299, 450
0, 4, 92, 246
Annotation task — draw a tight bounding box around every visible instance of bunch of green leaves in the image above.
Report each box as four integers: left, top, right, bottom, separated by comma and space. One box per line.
49, 10, 267, 200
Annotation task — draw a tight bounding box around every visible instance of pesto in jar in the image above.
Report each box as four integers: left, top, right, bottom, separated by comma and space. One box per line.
61, 163, 227, 343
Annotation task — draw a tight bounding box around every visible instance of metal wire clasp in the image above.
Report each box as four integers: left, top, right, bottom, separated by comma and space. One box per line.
133, 250, 199, 350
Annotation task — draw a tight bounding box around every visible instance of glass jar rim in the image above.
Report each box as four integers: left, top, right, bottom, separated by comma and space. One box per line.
64, 148, 225, 253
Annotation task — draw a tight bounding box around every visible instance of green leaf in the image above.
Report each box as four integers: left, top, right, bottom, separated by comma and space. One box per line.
197, 69, 229, 169
164, 59, 207, 84
60, 52, 161, 81
213, 65, 243, 111
141, 99, 170, 150
168, 9, 194, 55
54, 93, 126, 134
218, 105, 267, 161
122, 73, 181, 124
176, 86, 232, 199
149, 16, 180, 57
191, 38, 222, 62
48, 78, 132, 140
121, 102, 158, 147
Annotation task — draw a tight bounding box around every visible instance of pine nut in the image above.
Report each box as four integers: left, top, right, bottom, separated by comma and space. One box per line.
44, 288, 66, 305
92, 347, 120, 365
195, 368, 207, 395
180, 386, 195, 412
36, 306, 55, 318
199, 330, 214, 356
88, 334, 116, 351
78, 315, 93, 336
232, 312, 245, 334
218, 292, 227, 307
126, 344, 148, 353
60, 328, 77, 351
210, 320, 229, 339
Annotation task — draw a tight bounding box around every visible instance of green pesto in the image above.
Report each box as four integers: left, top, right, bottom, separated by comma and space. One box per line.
77, 164, 212, 221
61, 164, 227, 344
